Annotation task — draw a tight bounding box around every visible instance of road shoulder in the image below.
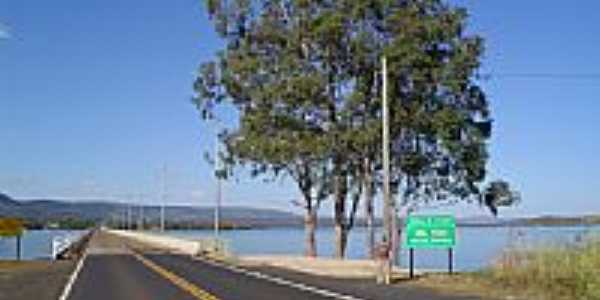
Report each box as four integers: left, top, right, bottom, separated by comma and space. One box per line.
0, 260, 75, 300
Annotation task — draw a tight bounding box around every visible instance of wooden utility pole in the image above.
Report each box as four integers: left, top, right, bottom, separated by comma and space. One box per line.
215, 137, 222, 238
381, 56, 397, 282
127, 204, 132, 230
160, 164, 167, 232
139, 194, 144, 231
382, 56, 392, 242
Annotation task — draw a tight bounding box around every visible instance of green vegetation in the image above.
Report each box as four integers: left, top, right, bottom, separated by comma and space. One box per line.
105, 219, 252, 231
195, 0, 518, 258
412, 239, 600, 300
54, 218, 96, 230
481, 239, 600, 300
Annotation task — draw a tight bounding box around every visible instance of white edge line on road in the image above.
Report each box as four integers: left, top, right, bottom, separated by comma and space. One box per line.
193, 256, 368, 300
58, 251, 87, 300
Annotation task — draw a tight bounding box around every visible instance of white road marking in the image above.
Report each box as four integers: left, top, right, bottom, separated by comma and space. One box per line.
58, 251, 87, 300
193, 256, 369, 300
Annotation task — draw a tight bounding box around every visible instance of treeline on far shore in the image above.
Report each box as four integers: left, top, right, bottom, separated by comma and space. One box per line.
105, 220, 255, 231
8, 215, 600, 232
511, 215, 600, 227
23, 218, 97, 230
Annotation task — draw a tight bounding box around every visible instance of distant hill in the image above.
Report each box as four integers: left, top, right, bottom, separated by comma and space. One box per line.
0, 192, 19, 207
3, 192, 598, 229
0, 192, 302, 227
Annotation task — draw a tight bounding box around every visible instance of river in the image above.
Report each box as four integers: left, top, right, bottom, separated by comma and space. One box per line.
167, 225, 599, 271
0, 230, 85, 260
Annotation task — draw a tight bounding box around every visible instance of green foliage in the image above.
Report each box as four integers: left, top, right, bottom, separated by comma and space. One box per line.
194, 0, 516, 255
56, 218, 96, 230
483, 180, 521, 215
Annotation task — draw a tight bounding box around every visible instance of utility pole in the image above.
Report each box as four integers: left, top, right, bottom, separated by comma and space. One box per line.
127, 204, 132, 230
381, 56, 398, 270
139, 194, 144, 231
122, 208, 127, 230
214, 138, 222, 238
160, 164, 167, 232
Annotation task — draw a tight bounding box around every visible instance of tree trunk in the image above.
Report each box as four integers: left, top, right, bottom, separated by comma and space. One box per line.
334, 167, 347, 259
364, 158, 375, 259
334, 222, 347, 259
304, 208, 317, 257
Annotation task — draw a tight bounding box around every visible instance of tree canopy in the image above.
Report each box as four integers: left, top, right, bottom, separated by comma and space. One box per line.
194, 0, 517, 257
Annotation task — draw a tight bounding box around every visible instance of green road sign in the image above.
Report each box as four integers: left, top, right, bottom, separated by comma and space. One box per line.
405, 215, 456, 248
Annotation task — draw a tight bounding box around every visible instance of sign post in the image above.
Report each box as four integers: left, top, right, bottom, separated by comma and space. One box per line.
0, 218, 25, 261
405, 215, 457, 278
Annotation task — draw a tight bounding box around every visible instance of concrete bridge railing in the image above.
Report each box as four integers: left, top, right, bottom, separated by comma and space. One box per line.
108, 230, 231, 259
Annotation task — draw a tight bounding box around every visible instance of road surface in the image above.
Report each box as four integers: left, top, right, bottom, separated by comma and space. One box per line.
66, 231, 480, 300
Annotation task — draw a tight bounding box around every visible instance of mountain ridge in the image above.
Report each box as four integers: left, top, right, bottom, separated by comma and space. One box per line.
0, 192, 302, 227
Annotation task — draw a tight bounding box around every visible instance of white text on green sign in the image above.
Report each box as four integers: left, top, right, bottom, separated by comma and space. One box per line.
405, 215, 456, 249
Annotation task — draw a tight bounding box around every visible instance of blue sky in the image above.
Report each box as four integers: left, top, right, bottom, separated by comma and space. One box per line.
1, 1, 599, 217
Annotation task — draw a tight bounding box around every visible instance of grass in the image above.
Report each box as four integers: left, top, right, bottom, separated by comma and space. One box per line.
0, 260, 55, 282
0, 260, 51, 272
484, 239, 600, 300
412, 238, 600, 300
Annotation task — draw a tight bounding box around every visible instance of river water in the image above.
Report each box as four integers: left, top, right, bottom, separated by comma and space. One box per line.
0, 230, 85, 260
167, 225, 600, 271
2, 226, 597, 271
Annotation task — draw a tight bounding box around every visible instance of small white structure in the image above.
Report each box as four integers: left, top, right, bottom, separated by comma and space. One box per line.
52, 232, 84, 260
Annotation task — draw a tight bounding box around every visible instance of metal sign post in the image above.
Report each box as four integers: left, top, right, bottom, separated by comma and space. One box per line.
448, 248, 453, 275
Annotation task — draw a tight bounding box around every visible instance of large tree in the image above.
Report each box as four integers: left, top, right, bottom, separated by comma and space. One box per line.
196, 0, 387, 258
194, 0, 335, 256
194, 0, 513, 259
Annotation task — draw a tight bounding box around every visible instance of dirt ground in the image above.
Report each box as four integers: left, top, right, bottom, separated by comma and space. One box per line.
409, 273, 549, 300
0, 260, 75, 300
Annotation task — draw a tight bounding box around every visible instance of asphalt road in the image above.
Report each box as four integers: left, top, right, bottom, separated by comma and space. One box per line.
67, 232, 344, 300
149, 254, 480, 300
66, 231, 480, 300
67, 232, 197, 300
68, 255, 198, 300
146, 254, 359, 300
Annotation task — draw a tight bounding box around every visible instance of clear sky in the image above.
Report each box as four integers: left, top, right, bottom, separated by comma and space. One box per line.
1, 0, 599, 217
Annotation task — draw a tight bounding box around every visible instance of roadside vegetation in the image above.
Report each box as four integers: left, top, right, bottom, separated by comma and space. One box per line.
415, 237, 600, 300
485, 238, 600, 300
